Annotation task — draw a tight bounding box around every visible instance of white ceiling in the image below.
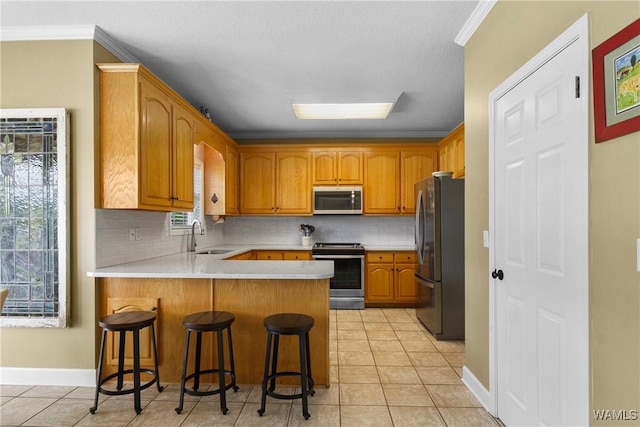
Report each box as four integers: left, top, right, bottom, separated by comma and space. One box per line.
1, 1, 482, 140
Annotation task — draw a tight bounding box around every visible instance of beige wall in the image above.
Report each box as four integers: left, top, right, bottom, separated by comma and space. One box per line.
0, 40, 119, 371
465, 1, 640, 424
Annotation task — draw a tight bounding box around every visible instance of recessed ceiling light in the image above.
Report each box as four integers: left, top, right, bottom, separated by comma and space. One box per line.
292, 102, 395, 120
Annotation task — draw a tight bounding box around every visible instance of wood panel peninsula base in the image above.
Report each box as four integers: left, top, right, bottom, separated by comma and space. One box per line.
97, 277, 330, 387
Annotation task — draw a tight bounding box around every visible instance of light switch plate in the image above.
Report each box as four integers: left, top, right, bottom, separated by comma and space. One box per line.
483, 230, 489, 248
637, 238, 640, 273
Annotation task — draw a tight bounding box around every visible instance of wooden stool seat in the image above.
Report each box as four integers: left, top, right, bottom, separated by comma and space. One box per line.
258, 313, 315, 420
90, 310, 163, 415
176, 311, 238, 416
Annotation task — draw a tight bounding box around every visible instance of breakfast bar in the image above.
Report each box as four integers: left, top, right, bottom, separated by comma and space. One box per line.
88, 251, 333, 386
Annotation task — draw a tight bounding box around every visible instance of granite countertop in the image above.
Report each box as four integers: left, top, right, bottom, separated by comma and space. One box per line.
87, 243, 416, 280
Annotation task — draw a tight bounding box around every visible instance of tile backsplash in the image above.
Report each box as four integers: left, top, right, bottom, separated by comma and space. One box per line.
95, 210, 223, 267
222, 215, 414, 246
96, 211, 414, 267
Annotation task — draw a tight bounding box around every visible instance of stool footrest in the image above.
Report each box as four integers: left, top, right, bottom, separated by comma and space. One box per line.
96, 369, 161, 396
182, 369, 238, 397
264, 372, 315, 400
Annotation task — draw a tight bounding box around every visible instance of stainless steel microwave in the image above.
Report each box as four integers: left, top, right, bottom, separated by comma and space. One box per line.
313, 186, 363, 214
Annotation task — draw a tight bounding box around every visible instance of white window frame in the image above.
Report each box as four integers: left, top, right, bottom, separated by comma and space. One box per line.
0, 108, 69, 328
168, 158, 205, 236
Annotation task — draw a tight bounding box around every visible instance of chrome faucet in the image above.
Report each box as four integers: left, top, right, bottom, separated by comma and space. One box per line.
189, 219, 203, 252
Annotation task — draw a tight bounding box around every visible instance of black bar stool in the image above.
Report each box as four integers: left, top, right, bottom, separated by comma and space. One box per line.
90, 310, 163, 415
175, 311, 238, 415
257, 313, 315, 420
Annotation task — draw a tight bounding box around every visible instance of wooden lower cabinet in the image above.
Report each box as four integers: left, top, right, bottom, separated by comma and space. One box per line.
365, 251, 418, 306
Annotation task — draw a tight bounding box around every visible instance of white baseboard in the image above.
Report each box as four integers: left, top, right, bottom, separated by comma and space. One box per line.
462, 365, 495, 415
0, 367, 96, 387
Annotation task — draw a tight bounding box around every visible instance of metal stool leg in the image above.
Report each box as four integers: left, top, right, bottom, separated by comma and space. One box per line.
299, 333, 310, 420
193, 331, 203, 392
116, 330, 126, 391
150, 322, 163, 392
268, 334, 280, 392
175, 329, 191, 414
133, 329, 142, 414
226, 326, 239, 392
89, 329, 107, 414
217, 329, 228, 414
257, 332, 273, 416
305, 332, 315, 395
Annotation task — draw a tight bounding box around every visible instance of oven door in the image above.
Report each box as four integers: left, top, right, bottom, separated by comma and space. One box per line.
311, 254, 364, 297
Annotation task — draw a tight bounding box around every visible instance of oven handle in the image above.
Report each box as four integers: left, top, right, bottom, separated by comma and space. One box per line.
312, 254, 365, 259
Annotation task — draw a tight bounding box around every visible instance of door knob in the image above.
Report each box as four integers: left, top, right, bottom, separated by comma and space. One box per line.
491, 269, 504, 280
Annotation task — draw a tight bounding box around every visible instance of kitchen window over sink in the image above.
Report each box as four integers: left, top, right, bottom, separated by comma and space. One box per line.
169, 159, 205, 235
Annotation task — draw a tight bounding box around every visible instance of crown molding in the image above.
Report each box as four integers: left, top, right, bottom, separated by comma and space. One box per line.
230, 130, 449, 140
0, 25, 138, 63
455, 0, 497, 46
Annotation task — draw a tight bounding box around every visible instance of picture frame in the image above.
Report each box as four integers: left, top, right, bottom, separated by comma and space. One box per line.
592, 18, 640, 143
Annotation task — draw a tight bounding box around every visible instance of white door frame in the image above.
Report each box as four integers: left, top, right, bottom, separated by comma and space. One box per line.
487, 14, 590, 421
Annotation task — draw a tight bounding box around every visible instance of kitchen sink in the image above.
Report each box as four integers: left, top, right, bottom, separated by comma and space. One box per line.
196, 249, 233, 255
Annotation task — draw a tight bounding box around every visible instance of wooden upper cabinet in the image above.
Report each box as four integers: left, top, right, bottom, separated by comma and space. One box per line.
98, 64, 194, 211
239, 152, 276, 214
171, 102, 196, 210
239, 150, 311, 215
225, 144, 239, 215
312, 151, 363, 185
276, 152, 312, 214
401, 150, 438, 214
364, 151, 401, 214
202, 143, 225, 217
438, 123, 464, 178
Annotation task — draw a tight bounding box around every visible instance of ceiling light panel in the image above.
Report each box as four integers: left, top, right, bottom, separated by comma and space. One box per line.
292, 102, 395, 120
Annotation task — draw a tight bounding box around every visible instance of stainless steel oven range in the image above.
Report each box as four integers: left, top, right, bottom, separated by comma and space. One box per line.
311, 243, 365, 310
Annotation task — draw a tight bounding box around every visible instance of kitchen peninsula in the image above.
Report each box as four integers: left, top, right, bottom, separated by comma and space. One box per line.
88, 249, 333, 386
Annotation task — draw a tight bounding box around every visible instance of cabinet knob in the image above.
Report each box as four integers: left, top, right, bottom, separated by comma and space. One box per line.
211, 193, 218, 203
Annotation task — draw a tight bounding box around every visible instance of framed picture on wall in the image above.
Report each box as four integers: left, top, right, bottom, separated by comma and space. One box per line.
593, 18, 640, 143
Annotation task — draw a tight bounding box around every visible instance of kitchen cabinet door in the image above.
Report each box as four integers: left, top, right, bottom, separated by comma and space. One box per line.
338, 151, 364, 184
401, 151, 438, 214
276, 152, 311, 214
225, 144, 239, 215
365, 263, 394, 302
203, 143, 225, 216
312, 152, 338, 185
364, 152, 401, 214
171, 102, 196, 210
139, 79, 173, 209
395, 264, 418, 302
240, 152, 276, 214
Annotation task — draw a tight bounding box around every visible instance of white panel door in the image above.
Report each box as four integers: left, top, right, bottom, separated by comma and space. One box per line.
493, 21, 589, 426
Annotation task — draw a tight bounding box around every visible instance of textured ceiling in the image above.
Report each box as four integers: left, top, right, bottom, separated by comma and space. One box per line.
1, 1, 479, 140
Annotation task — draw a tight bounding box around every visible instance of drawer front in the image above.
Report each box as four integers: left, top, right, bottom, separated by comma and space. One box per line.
394, 252, 416, 263
366, 252, 394, 263
255, 251, 284, 260
283, 251, 311, 260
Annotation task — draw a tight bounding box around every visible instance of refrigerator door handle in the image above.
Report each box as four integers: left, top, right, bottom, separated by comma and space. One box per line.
415, 189, 425, 265
415, 274, 435, 288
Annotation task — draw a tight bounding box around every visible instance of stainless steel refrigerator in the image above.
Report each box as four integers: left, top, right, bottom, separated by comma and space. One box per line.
414, 176, 464, 340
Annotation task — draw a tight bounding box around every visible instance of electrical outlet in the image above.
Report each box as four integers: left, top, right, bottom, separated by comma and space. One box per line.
135, 228, 141, 241
129, 228, 136, 241
270, 225, 276, 233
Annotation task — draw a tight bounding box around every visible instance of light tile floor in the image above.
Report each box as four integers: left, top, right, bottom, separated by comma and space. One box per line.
0, 308, 501, 426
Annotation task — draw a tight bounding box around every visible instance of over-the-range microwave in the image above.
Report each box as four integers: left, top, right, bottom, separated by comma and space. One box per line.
313, 186, 363, 214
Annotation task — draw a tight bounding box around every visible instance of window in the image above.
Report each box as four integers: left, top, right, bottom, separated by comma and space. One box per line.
169, 159, 204, 235
0, 108, 69, 328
